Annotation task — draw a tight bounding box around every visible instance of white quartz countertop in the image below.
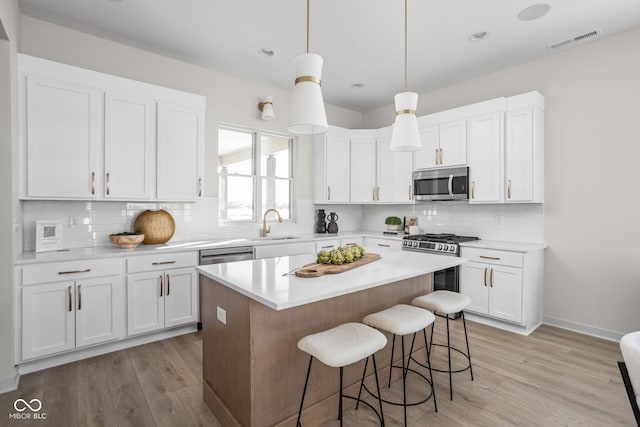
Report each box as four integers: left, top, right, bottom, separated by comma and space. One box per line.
459, 240, 546, 253
15, 231, 403, 265
197, 249, 465, 311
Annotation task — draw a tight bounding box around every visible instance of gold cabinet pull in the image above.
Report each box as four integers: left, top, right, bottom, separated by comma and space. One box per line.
490, 268, 494, 287
479, 255, 500, 261
377, 243, 391, 248
91, 172, 96, 195
435, 149, 439, 165
166, 274, 170, 296
198, 178, 202, 197
327, 186, 331, 201
372, 187, 376, 201
58, 268, 91, 275
159, 275, 163, 297
471, 181, 475, 199
106, 172, 110, 196
152, 261, 176, 265
321, 245, 334, 249
68, 286, 72, 312
507, 179, 512, 199
376, 187, 380, 201
439, 148, 443, 165
483, 267, 488, 287
408, 184, 412, 200
77, 285, 82, 310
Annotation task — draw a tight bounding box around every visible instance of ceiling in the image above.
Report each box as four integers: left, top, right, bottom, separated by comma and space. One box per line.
18, 0, 640, 113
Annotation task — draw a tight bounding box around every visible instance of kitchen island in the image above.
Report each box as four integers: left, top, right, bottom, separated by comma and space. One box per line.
197, 249, 465, 427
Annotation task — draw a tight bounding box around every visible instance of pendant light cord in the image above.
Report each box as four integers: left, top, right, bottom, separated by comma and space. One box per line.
307, 0, 310, 53
404, 0, 408, 91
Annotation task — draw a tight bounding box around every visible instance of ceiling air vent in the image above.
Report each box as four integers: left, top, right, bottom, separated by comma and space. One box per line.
548, 29, 601, 50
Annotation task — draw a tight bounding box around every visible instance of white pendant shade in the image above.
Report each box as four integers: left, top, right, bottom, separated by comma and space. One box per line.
288, 53, 328, 135
390, 92, 421, 151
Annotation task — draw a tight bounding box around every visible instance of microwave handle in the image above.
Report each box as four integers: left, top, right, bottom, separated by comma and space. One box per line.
448, 174, 454, 196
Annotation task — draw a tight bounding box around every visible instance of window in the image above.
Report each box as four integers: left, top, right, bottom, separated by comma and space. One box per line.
218, 127, 294, 222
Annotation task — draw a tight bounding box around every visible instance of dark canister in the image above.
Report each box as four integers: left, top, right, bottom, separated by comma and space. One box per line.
327, 212, 339, 233
315, 209, 327, 233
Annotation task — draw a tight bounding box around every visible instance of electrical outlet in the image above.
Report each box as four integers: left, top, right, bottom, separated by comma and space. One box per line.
495, 215, 503, 225
68, 216, 78, 228
217, 306, 227, 325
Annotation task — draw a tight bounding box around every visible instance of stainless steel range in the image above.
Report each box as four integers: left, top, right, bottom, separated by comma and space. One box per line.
402, 233, 479, 313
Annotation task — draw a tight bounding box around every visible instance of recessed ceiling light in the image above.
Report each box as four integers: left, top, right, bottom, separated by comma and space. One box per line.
258, 48, 275, 57
351, 83, 365, 89
518, 3, 551, 21
469, 31, 490, 42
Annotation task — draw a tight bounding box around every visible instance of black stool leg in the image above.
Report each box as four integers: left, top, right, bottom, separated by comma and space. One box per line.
296, 356, 314, 427
405, 332, 417, 380
462, 311, 474, 381
423, 327, 438, 412
401, 335, 407, 427
355, 356, 369, 410
388, 334, 396, 388
372, 354, 385, 426
339, 367, 344, 426
446, 315, 453, 400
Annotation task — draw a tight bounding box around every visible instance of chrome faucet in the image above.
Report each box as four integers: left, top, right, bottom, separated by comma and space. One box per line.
261, 208, 282, 237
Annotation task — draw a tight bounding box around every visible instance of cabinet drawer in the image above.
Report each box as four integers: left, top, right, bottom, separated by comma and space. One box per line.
363, 238, 400, 251
254, 243, 315, 260
315, 240, 341, 252
340, 237, 364, 247
126, 251, 197, 273
21, 258, 121, 286
460, 247, 523, 268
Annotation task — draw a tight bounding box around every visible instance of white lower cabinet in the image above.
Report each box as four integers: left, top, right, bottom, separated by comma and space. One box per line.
126, 252, 198, 336
363, 237, 401, 252
254, 242, 315, 259
460, 246, 543, 332
20, 259, 122, 361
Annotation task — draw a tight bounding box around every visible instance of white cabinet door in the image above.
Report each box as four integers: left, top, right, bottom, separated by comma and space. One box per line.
460, 262, 489, 315
350, 138, 376, 203
254, 242, 316, 259
468, 112, 503, 203
414, 125, 439, 169
505, 108, 534, 202
127, 272, 165, 336
363, 238, 400, 252
439, 120, 467, 167
165, 268, 198, 328
392, 150, 414, 203
75, 276, 123, 348
376, 135, 395, 203
157, 103, 204, 201
488, 265, 523, 323
325, 134, 350, 202
104, 92, 155, 200
22, 282, 75, 360
26, 76, 101, 198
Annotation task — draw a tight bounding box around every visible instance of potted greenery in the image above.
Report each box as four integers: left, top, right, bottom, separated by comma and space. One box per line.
384, 216, 403, 231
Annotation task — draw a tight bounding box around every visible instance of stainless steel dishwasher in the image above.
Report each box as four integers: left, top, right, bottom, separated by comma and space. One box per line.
198, 246, 254, 329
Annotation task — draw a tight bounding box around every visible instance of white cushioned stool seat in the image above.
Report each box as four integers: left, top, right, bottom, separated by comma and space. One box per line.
363, 304, 436, 336
621, 331, 640, 408
412, 290, 471, 315
297, 322, 387, 368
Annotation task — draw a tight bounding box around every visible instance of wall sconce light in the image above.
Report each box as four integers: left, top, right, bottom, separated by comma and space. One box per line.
258, 97, 275, 121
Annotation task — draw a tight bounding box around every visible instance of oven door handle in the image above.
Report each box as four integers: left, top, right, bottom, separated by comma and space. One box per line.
448, 174, 454, 196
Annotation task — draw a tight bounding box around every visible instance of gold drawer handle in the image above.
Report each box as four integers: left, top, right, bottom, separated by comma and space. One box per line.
479, 255, 500, 261
106, 172, 111, 196
68, 286, 72, 312
167, 274, 171, 296
91, 171, 95, 195
490, 268, 494, 287
152, 261, 177, 265
483, 267, 488, 287
160, 275, 163, 297
377, 243, 391, 248
327, 186, 331, 201
77, 285, 82, 310
58, 268, 91, 275
471, 181, 475, 199
507, 179, 512, 199
321, 245, 334, 249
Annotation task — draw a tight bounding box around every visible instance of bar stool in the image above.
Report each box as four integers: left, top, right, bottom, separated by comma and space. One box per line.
412, 290, 473, 400
296, 322, 387, 426
362, 304, 437, 426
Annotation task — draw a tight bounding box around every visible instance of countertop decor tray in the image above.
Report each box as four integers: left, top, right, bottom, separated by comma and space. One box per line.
295, 253, 381, 278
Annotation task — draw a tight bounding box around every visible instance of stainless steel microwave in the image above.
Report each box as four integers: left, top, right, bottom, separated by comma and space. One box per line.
413, 166, 469, 201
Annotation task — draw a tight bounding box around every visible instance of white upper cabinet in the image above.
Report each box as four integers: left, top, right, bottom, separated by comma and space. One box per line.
25, 76, 101, 199
468, 112, 503, 203
19, 54, 206, 201
414, 120, 466, 170
350, 132, 377, 203
313, 126, 350, 203
504, 92, 545, 203
104, 92, 155, 200
378, 130, 414, 203
156, 103, 204, 201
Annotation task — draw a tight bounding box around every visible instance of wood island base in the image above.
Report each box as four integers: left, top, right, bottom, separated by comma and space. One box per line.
200, 273, 433, 427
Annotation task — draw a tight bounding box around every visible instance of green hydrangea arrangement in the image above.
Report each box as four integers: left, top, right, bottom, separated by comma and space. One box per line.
316, 243, 366, 265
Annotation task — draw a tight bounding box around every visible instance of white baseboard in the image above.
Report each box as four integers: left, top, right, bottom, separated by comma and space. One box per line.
464, 312, 541, 336
0, 369, 19, 394
543, 315, 624, 342
18, 324, 197, 375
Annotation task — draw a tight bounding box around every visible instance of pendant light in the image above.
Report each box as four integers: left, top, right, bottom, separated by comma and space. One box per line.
390, 0, 421, 151
288, 0, 328, 135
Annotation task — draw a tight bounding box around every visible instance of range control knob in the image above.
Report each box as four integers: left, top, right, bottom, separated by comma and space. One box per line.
413, 241, 419, 247
442, 244, 449, 252
437, 244, 443, 250
402, 240, 407, 246
449, 246, 456, 252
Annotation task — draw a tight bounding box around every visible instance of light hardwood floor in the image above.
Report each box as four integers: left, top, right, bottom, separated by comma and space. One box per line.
0, 321, 634, 426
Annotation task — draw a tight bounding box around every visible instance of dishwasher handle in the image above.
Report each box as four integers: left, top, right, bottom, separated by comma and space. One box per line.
199, 246, 254, 265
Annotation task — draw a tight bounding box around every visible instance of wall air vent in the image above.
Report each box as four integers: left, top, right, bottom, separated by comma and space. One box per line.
548, 29, 602, 50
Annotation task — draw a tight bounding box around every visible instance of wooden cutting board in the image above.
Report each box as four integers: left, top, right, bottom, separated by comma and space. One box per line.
295, 253, 381, 278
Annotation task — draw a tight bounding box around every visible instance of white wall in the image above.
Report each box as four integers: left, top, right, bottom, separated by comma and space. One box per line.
363, 28, 640, 340
0, 0, 20, 393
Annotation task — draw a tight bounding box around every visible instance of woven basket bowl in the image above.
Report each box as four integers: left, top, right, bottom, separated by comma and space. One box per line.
133, 209, 175, 244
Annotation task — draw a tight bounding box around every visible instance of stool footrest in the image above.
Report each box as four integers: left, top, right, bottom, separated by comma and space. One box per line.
362, 364, 435, 407
415, 343, 472, 374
